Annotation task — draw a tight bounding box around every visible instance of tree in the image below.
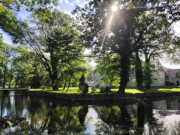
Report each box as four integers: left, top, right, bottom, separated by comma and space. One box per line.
12, 46, 34, 88
134, 10, 179, 89
0, 40, 14, 88
96, 53, 120, 88
22, 10, 84, 90
46, 28, 81, 90
134, 51, 143, 90
78, 74, 88, 94
0, 34, 4, 86
61, 60, 87, 92
73, 0, 180, 93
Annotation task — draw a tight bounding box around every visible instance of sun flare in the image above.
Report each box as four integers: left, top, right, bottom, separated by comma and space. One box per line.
112, 5, 118, 12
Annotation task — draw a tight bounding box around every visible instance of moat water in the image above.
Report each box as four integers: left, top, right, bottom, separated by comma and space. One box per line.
0, 91, 180, 135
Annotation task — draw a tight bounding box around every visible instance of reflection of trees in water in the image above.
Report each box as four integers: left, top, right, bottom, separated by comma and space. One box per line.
0, 91, 29, 134
95, 101, 168, 135
14, 93, 28, 116
26, 97, 50, 134
95, 105, 133, 135
47, 105, 88, 134
26, 98, 89, 134
0, 93, 90, 134
0, 91, 26, 117
1, 92, 180, 134
0, 91, 11, 117
78, 106, 88, 125
135, 101, 167, 135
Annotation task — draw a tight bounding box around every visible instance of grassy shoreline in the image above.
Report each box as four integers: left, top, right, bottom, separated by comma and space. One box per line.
29, 87, 180, 94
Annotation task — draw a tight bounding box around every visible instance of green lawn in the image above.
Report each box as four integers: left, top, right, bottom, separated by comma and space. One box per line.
112, 87, 180, 93
30, 87, 101, 94
29, 87, 180, 94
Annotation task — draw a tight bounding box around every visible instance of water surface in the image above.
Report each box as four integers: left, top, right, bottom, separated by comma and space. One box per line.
0, 91, 180, 135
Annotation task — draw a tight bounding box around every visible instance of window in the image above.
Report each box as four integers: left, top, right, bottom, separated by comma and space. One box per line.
165, 73, 169, 80
176, 73, 180, 78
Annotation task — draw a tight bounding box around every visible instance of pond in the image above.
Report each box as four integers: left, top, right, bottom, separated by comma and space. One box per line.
0, 91, 180, 135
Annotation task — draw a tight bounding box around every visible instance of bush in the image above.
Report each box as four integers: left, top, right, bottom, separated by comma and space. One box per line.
91, 87, 96, 93
79, 74, 89, 94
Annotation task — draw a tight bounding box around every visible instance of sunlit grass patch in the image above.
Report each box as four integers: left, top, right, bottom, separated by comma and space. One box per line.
29, 87, 180, 94
110, 88, 143, 93
29, 87, 102, 94
149, 87, 180, 93
109, 87, 180, 94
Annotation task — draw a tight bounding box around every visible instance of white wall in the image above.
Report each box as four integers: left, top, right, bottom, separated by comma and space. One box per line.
172, 78, 180, 86
152, 71, 165, 86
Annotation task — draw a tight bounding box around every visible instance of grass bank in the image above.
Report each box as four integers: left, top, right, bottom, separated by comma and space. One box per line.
29, 87, 180, 94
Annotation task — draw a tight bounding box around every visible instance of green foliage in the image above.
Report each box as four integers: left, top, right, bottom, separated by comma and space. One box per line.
0, 39, 16, 88
0, 0, 58, 43
12, 46, 35, 87
22, 9, 86, 90
0, 8, 87, 90
91, 87, 96, 93
0, 5, 23, 43
61, 60, 87, 89
97, 54, 120, 87
143, 62, 155, 89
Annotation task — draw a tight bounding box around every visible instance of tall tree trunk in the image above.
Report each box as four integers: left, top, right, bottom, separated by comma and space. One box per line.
51, 74, 58, 90
144, 58, 151, 89
15, 76, 19, 88
51, 61, 58, 90
8, 76, 13, 88
78, 106, 88, 125
118, 54, 130, 93
63, 83, 66, 90
66, 77, 71, 92
119, 105, 132, 134
3, 66, 7, 88
137, 102, 145, 134
135, 51, 143, 90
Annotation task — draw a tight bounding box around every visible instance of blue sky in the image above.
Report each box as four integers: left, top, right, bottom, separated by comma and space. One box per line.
58, 0, 86, 15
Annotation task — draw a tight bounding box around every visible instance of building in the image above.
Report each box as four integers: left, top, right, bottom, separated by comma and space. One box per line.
90, 66, 180, 88
127, 66, 180, 87
153, 67, 180, 86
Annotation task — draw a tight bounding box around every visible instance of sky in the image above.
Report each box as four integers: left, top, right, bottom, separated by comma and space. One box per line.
0, 0, 180, 69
